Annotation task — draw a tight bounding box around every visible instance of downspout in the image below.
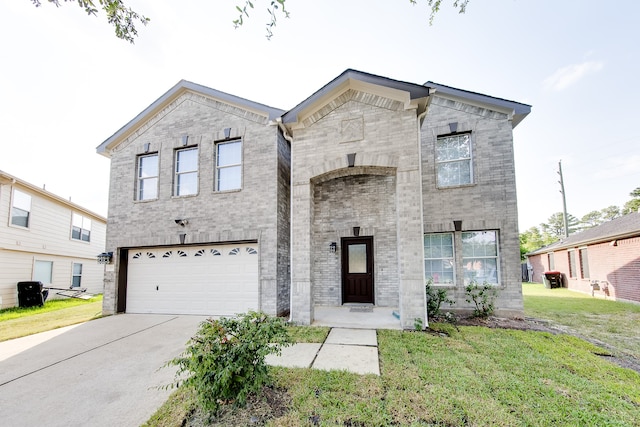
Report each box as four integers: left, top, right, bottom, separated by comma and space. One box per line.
276, 118, 295, 322
416, 91, 432, 328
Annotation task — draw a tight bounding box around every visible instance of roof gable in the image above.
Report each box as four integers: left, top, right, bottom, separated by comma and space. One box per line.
96, 80, 285, 157
282, 69, 431, 127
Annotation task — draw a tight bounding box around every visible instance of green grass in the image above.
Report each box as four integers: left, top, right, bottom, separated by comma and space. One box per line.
0, 295, 103, 341
523, 283, 640, 360
147, 327, 640, 426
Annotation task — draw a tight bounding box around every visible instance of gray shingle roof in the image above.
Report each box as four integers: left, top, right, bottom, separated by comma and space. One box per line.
527, 212, 640, 255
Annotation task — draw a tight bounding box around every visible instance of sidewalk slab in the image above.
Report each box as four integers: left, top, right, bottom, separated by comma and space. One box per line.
265, 343, 321, 368
313, 343, 380, 375
325, 328, 377, 346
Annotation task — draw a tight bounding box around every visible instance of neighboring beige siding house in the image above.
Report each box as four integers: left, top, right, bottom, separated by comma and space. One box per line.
97, 70, 530, 328
0, 171, 107, 308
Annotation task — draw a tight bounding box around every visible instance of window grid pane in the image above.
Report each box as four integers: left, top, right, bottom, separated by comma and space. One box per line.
424, 233, 455, 285
436, 134, 472, 187
175, 148, 198, 196
216, 140, 242, 191
138, 154, 158, 200
462, 231, 499, 285
11, 190, 31, 227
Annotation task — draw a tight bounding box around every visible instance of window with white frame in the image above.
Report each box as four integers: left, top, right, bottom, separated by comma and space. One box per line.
137, 153, 159, 201
215, 139, 242, 191
72, 263, 82, 288
175, 147, 198, 196
462, 231, 499, 285
71, 213, 91, 242
11, 189, 32, 227
579, 248, 589, 279
436, 133, 472, 187
34, 260, 53, 284
424, 233, 455, 285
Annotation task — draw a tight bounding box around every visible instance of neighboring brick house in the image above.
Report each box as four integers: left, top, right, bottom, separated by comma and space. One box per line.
527, 213, 640, 304
97, 69, 530, 328
0, 170, 106, 308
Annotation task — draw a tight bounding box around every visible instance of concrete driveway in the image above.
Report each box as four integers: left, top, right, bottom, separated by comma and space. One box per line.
0, 314, 206, 427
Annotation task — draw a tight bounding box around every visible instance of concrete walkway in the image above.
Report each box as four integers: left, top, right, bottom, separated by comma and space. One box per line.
266, 328, 380, 375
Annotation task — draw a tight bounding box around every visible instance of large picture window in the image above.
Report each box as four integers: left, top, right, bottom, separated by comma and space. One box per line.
436, 133, 472, 187
137, 154, 159, 201
216, 140, 242, 191
71, 213, 91, 242
11, 189, 31, 227
424, 233, 455, 285
175, 147, 198, 196
462, 231, 499, 285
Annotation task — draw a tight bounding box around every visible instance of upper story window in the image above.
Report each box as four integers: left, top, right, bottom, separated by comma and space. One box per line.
175, 147, 198, 196
216, 139, 242, 191
137, 153, 159, 201
424, 233, 455, 285
71, 213, 91, 242
436, 133, 472, 187
11, 189, 31, 228
462, 231, 499, 285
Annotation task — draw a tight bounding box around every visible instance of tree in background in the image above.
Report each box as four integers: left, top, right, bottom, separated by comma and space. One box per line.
622, 187, 640, 215
519, 226, 555, 259
540, 212, 580, 239
31, 0, 470, 43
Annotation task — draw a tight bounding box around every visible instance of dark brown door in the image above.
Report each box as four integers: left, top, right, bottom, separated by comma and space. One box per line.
341, 237, 374, 304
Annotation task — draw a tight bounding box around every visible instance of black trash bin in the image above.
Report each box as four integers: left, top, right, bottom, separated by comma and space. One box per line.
17, 281, 47, 307
543, 272, 563, 289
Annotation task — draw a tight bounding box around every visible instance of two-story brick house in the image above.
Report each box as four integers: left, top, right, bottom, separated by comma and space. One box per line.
97, 70, 530, 328
0, 170, 106, 308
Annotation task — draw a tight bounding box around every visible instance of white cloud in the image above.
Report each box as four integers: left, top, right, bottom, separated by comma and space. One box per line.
543, 61, 604, 91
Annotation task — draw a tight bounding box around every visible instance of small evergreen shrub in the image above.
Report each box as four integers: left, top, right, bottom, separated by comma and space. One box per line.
425, 278, 455, 318
464, 281, 497, 318
167, 311, 292, 415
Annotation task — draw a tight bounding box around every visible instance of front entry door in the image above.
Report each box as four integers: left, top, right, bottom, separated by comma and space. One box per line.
341, 237, 374, 304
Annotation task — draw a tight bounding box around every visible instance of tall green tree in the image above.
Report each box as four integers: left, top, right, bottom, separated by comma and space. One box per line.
540, 212, 580, 238
580, 210, 603, 229
31, 0, 470, 43
600, 205, 621, 221
519, 226, 555, 259
622, 187, 640, 215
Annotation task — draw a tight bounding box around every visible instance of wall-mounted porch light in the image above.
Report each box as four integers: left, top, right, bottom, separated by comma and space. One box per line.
97, 252, 113, 265
329, 242, 337, 253
353, 226, 360, 237
453, 220, 463, 232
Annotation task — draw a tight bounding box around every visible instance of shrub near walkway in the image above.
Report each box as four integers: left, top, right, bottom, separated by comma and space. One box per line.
147, 323, 640, 426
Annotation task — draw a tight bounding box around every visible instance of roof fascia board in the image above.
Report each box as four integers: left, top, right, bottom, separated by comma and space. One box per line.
427, 82, 531, 128
97, 80, 284, 157
528, 230, 640, 255
0, 170, 107, 222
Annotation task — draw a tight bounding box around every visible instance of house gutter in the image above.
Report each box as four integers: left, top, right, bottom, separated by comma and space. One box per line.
275, 118, 295, 323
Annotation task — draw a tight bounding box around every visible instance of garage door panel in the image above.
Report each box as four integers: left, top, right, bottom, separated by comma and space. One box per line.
126, 244, 259, 315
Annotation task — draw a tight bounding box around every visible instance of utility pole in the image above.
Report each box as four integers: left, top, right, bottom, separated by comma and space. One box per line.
557, 160, 569, 238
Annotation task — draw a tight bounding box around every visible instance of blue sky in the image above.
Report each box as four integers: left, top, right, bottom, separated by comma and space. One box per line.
1, 0, 638, 230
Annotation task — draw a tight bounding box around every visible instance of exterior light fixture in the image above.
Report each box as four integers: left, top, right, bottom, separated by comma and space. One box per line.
453, 220, 462, 232
97, 252, 113, 265
329, 242, 337, 253
353, 226, 360, 237
179, 233, 187, 245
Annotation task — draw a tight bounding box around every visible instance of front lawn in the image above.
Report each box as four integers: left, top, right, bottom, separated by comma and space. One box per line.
523, 283, 640, 360
0, 295, 103, 341
146, 324, 640, 426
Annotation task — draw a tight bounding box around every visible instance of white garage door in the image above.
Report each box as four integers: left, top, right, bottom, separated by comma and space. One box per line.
126, 243, 259, 315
